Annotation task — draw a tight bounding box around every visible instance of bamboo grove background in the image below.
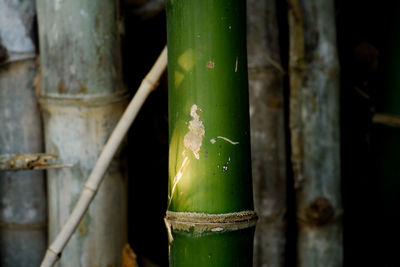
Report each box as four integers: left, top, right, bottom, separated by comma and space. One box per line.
0, 0, 399, 266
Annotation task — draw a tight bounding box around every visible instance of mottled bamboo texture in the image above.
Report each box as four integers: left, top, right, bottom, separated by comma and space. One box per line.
0, 1, 47, 266
36, 0, 127, 266
288, 0, 342, 266
247, 0, 287, 266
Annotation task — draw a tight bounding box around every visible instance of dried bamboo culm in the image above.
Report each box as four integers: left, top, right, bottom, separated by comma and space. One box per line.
288, 1, 343, 266
40, 47, 167, 267
36, 0, 129, 266
247, 0, 287, 266
0, 0, 47, 266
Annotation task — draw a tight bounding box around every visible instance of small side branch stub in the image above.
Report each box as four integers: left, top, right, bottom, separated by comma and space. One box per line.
0, 153, 73, 171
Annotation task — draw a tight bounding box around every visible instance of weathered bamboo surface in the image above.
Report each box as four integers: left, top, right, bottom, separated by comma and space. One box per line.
0, 60, 47, 267
0, 0, 37, 64
40, 98, 128, 267
247, 0, 287, 266
0, 1, 46, 266
36, 0, 128, 265
288, 0, 343, 266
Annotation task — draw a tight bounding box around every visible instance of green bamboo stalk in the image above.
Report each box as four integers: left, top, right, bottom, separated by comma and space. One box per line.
0, 1, 46, 266
165, 1, 257, 266
36, 0, 127, 266
247, 0, 287, 266
288, 1, 343, 266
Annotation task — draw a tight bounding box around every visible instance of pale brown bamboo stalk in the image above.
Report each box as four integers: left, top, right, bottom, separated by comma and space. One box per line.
247, 0, 287, 266
40, 47, 167, 267
288, 1, 343, 266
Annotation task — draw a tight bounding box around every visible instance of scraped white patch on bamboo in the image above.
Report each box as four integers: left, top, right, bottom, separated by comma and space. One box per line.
164, 217, 174, 243
210, 136, 239, 145
184, 105, 205, 159
235, 56, 238, 72
249, 106, 255, 117
168, 156, 190, 207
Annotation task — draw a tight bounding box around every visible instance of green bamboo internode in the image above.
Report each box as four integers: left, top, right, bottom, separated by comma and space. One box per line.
165, 0, 257, 266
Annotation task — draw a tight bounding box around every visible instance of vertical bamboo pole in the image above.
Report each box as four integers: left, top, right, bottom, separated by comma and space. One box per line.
36, 0, 128, 266
288, 1, 343, 266
247, 0, 287, 266
0, 1, 46, 266
165, 1, 257, 266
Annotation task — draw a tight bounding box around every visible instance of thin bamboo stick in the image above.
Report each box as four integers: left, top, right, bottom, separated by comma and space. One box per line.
372, 113, 400, 127
40, 46, 167, 267
130, 0, 165, 20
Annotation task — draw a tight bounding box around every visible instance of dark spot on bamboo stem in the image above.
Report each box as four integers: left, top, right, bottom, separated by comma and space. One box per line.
207, 61, 215, 69
305, 197, 334, 225
268, 96, 282, 109
58, 80, 67, 93
78, 81, 87, 94
0, 44, 8, 63
95, 15, 100, 28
